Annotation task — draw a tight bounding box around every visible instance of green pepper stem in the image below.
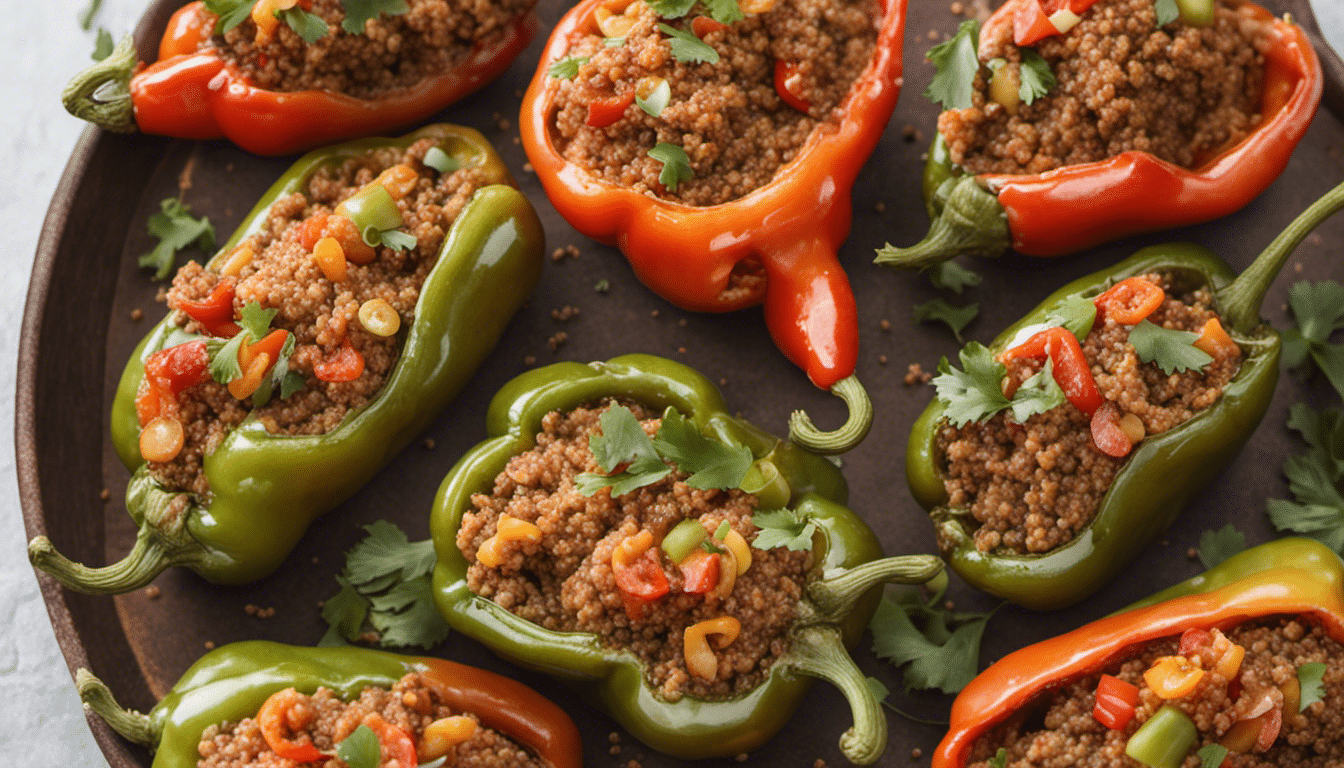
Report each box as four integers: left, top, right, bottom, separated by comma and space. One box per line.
809, 555, 944, 621
76, 668, 159, 747
1220, 179, 1344, 334
28, 522, 198, 594
872, 176, 1010, 270
788, 375, 873, 455
786, 624, 887, 765
61, 34, 138, 133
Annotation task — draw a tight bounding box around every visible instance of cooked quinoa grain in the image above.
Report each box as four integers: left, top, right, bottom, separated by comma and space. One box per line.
550, 0, 879, 206
939, 0, 1269, 176
460, 402, 810, 700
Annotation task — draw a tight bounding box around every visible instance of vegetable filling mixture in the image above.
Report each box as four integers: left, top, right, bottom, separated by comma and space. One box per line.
936, 0, 1269, 176
197, 673, 542, 768
968, 617, 1344, 768
141, 139, 488, 497
459, 402, 812, 700
548, 0, 879, 206
935, 272, 1241, 554
203, 0, 535, 98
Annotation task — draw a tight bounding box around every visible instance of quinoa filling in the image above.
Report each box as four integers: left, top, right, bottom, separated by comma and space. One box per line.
549, 0, 879, 206
203, 0, 535, 99
458, 402, 811, 701
196, 672, 543, 768
936, 272, 1242, 555
968, 617, 1344, 768
147, 138, 490, 498
939, 0, 1269, 176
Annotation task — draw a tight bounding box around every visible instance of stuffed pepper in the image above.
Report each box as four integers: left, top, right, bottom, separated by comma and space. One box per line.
934, 537, 1344, 768
64, 1, 539, 155
875, 0, 1321, 268
77, 641, 582, 768
906, 179, 1344, 610
29, 124, 544, 593
519, 0, 909, 454
430, 355, 943, 764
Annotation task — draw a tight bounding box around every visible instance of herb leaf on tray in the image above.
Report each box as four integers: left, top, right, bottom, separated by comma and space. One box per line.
924, 261, 982, 294
319, 521, 449, 649
1266, 403, 1344, 553
1283, 279, 1344, 400
870, 577, 996, 695
915, 298, 979, 342
1196, 524, 1247, 569
924, 20, 979, 110
139, 197, 215, 280
1129, 319, 1212, 375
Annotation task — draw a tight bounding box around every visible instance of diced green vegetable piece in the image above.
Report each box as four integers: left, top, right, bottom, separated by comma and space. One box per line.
739, 459, 791, 510
1125, 705, 1197, 768
342, 184, 403, 244
662, 518, 708, 563
1175, 0, 1214, 26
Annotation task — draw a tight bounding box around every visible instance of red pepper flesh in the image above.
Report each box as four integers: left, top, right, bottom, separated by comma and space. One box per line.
176, 278, 240, 338
314, 338, 364, 383
135, 340, 210, 426
587, 92, 636, 127
1093, 674, 1139, 730
774, 60, 812, 113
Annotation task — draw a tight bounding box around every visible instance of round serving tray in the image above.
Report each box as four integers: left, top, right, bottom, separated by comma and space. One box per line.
20, 1, 1344, 765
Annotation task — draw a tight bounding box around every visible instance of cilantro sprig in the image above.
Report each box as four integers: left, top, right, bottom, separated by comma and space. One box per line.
750, 509, 816, 551
1129, 319, 1213, 375
1196, 524, 1247, 569
575, 404, 753, 497
659, 23, 719, 64
139, 198, 216, 281
1298, 662, 1327, 710
1283, 280, 1344, 400
342, 0, 409, 34
203, 302, 304, 406
336, 725, 380, 768
205, 0, 408, 39
1196, 745, 1227, 768
870, 577, 997, 694
924, 261, 982, 295
1017, 50, 1056, 106
915, 298, 978, 343
1266, 403, 1344, 553
548, 55, 590, 80
924, 20, 980, 110
933, 342, 1063, 427
647, 0, 742, 24
648, 142, 694, 191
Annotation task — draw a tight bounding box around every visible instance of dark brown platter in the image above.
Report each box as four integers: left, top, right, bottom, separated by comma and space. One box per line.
19, 0, 1344, 765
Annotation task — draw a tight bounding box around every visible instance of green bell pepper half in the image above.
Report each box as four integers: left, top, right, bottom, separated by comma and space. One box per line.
429, 354, 943, 764
30, 124, 545, 593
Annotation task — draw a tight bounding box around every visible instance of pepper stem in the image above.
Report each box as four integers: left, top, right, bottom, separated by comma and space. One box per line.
1220, 179, 1344, 334
809, 555, 944, 621
61, 34, 138, 133
872, 176, 1010, 270
788, 375, 873, 454
786, 624, 887, 765
76, 668, 159, 747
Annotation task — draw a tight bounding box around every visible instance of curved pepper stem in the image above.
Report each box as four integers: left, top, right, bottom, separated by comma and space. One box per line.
872, 176, 1011, 270
76, 668, 160, 747
808, 554, 944, 621
788, 375, 873, 454
1220, 178, 1344, 334
786, 624, 887, 764
61, 34, 138, 134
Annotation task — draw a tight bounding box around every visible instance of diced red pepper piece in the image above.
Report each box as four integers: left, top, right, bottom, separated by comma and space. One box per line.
257, 688, 325, 763
313, 338, 364, 383
774, 60, 811, 113
241, 328, 289, 372
614, 547, 670, 601
1094, 277, 1166, 325
1093, 674, 1139, 730
586, 92, 635, 127
1254, 706, 1282, 752
1178, 628, 1213, 656
1004, 327, 1105, 416
135, 340, 210, 426
1012, 0, 1058, 46
175, 278, 241, 337
678, 550, 721, 594
1090, 401, 1133, 458
691, 15, 729, 37
364, 713, 418, 768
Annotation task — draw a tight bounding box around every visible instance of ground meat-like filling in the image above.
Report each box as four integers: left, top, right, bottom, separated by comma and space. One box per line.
550, 0, 879, 206
196, 672, 543, 768
151, 139, 489, 497
968, 617, 1344, 768
205, 0, 534, 98
939, 0, 1269, 176
937, 273, 1240, 555
459, 402, 810, 700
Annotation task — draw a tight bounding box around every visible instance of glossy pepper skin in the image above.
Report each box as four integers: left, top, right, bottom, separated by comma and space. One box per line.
28, 124, 544, 593
906, 178, 1344, 610
75, 641, 583, 768
429, 354, 943, 764
62, 2, 539, 156
517, 0, 908, 453
932, 537, 1344, 768
875, 0, 1322, 270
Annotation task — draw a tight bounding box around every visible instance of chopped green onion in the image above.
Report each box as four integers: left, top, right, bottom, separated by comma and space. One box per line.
713, 521, 731, 540
739, 459, 790, 510
662, 519, 708, 563
343, 184, 403, 240
423, 146, 458, 174
1125, 705, 1197, 768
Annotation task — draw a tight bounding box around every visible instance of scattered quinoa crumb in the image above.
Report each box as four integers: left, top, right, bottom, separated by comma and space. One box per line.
911, 747, 923, 759
651, 310, 660, 317
548, 332, 569, 351
879, 355, 889, 365
130, 308, 143, 321
524, 355, 537, 365
880, 318, 892, 331
244, 604, 276, 619
904, 362, 932, 386
551, 306, 581, 322
1188, 547, 1200, 559
551, 247, 566, 261
99, 488, 111, 501
950, 1, 963, 12
610, 745, 621, 755
678, 318, 688, 327
424, 438, 436, 450
736, 755, 750, 763
204, 641, 215, 649
145, 585, 161, 599
814, 760, 828, 768
678, 346, 688, 354
609, 732, 621, 744
311, 556, 319, 565
927, 29, 939, 39
720, 378, 729, 386
512, 136, 521, 145
522, 162, 534, 173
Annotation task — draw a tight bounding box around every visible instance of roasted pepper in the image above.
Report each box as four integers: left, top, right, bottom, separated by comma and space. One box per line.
932, 537, 1344, 768
906, 179, 1344, 610
62, 2, 539, 156
875, 0, 1322, 269
75, 641, 583, 768
518, 0, 911, 454
429, 354, 943, 764
28, 124, 544, 593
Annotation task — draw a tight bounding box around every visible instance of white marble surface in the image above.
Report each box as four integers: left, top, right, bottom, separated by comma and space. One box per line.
2, 1, 1341, 765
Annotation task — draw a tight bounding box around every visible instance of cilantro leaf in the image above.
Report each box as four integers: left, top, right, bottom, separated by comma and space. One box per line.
1008, 358, 1065, 423
321, 521, 449, 649
345, 520, 437, 584
1044, 295, 1097, 340
548, 55, 590, 79
576, 405, 673, 497
319, 578, 369, 646
1196, 745, 1227, 768
239, 302, 277, 342
933, 343, 1010, 427
648, 0, 695, 17
915, 298, 978, 342
204, 0, 255, 34
659, 23, 719, 64
1018, 49, 1056, 105
1154, 0, 1179, 26
341, 0, 410, 34
988, 748, 1007, 768
636, 77, 672, 117
1298, 662, 1327, 711
1285, 280, 1344, 400
923, 20, 980, 110
924, 261, 982, 294
652, 407, 753, 490
422, 146, 458, 174
280, 7, 328, 41
703, 0, 744, 24
206, 334, 246, 384
869, 589, 994, 694
92, 28, 114, 61
1197, 524, 1247, 569
380, 229, 417, 252
1129, 319, 1213, 375
368, 576, 450, 648
575, 456, 672, 497
1267, 403, 1344, 552
139, 198, 216, 280
253, 331, 301, 406
751, 509, 816, 551
648, 142, 694, 191
336, 725, 380, 768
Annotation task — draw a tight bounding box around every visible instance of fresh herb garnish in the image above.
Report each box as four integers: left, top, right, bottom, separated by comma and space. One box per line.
933, 342, 1062, 427
1283, 280, 1344, 400
422, 146, 458, 174
648, 142, 694, 191
870, 577, 996, 694
206, 334, 247, 384
576, 404, 752, 496
923, 20, 980, 110
92, 28, 115, 61
379, 229, 417, 252
1128, 319, 1212, 375
1043, 295, 1097, 340
595, 279, 611, 293
548, 55, 590, 79
1197, 524, 1247, 569
204, 0, 256, 33
1008, 358, 1066, 423
1196, 744, 1227, 768
342, 0, 410, 33
636, 78, 672, 117
139, 198, 216, 280
1266, 403, 1344, 552
280, 7, 328, 42
914, 298, 979, 343
208, 0, 333, 39
1298, 662, 1327, 710
649, 0, 696, 16
863, 676, 951, 725
1017, 49, 1056, 105
1154, 0, 1179, 26
240, 302, 278, 341
651, 407, 753, 490
336, 724, 380, 768
703, 0, 744, 24
319, 520, 450, 649
924, 261, 982, 294
750, 508, 816, 551
659, 23, 719, 64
